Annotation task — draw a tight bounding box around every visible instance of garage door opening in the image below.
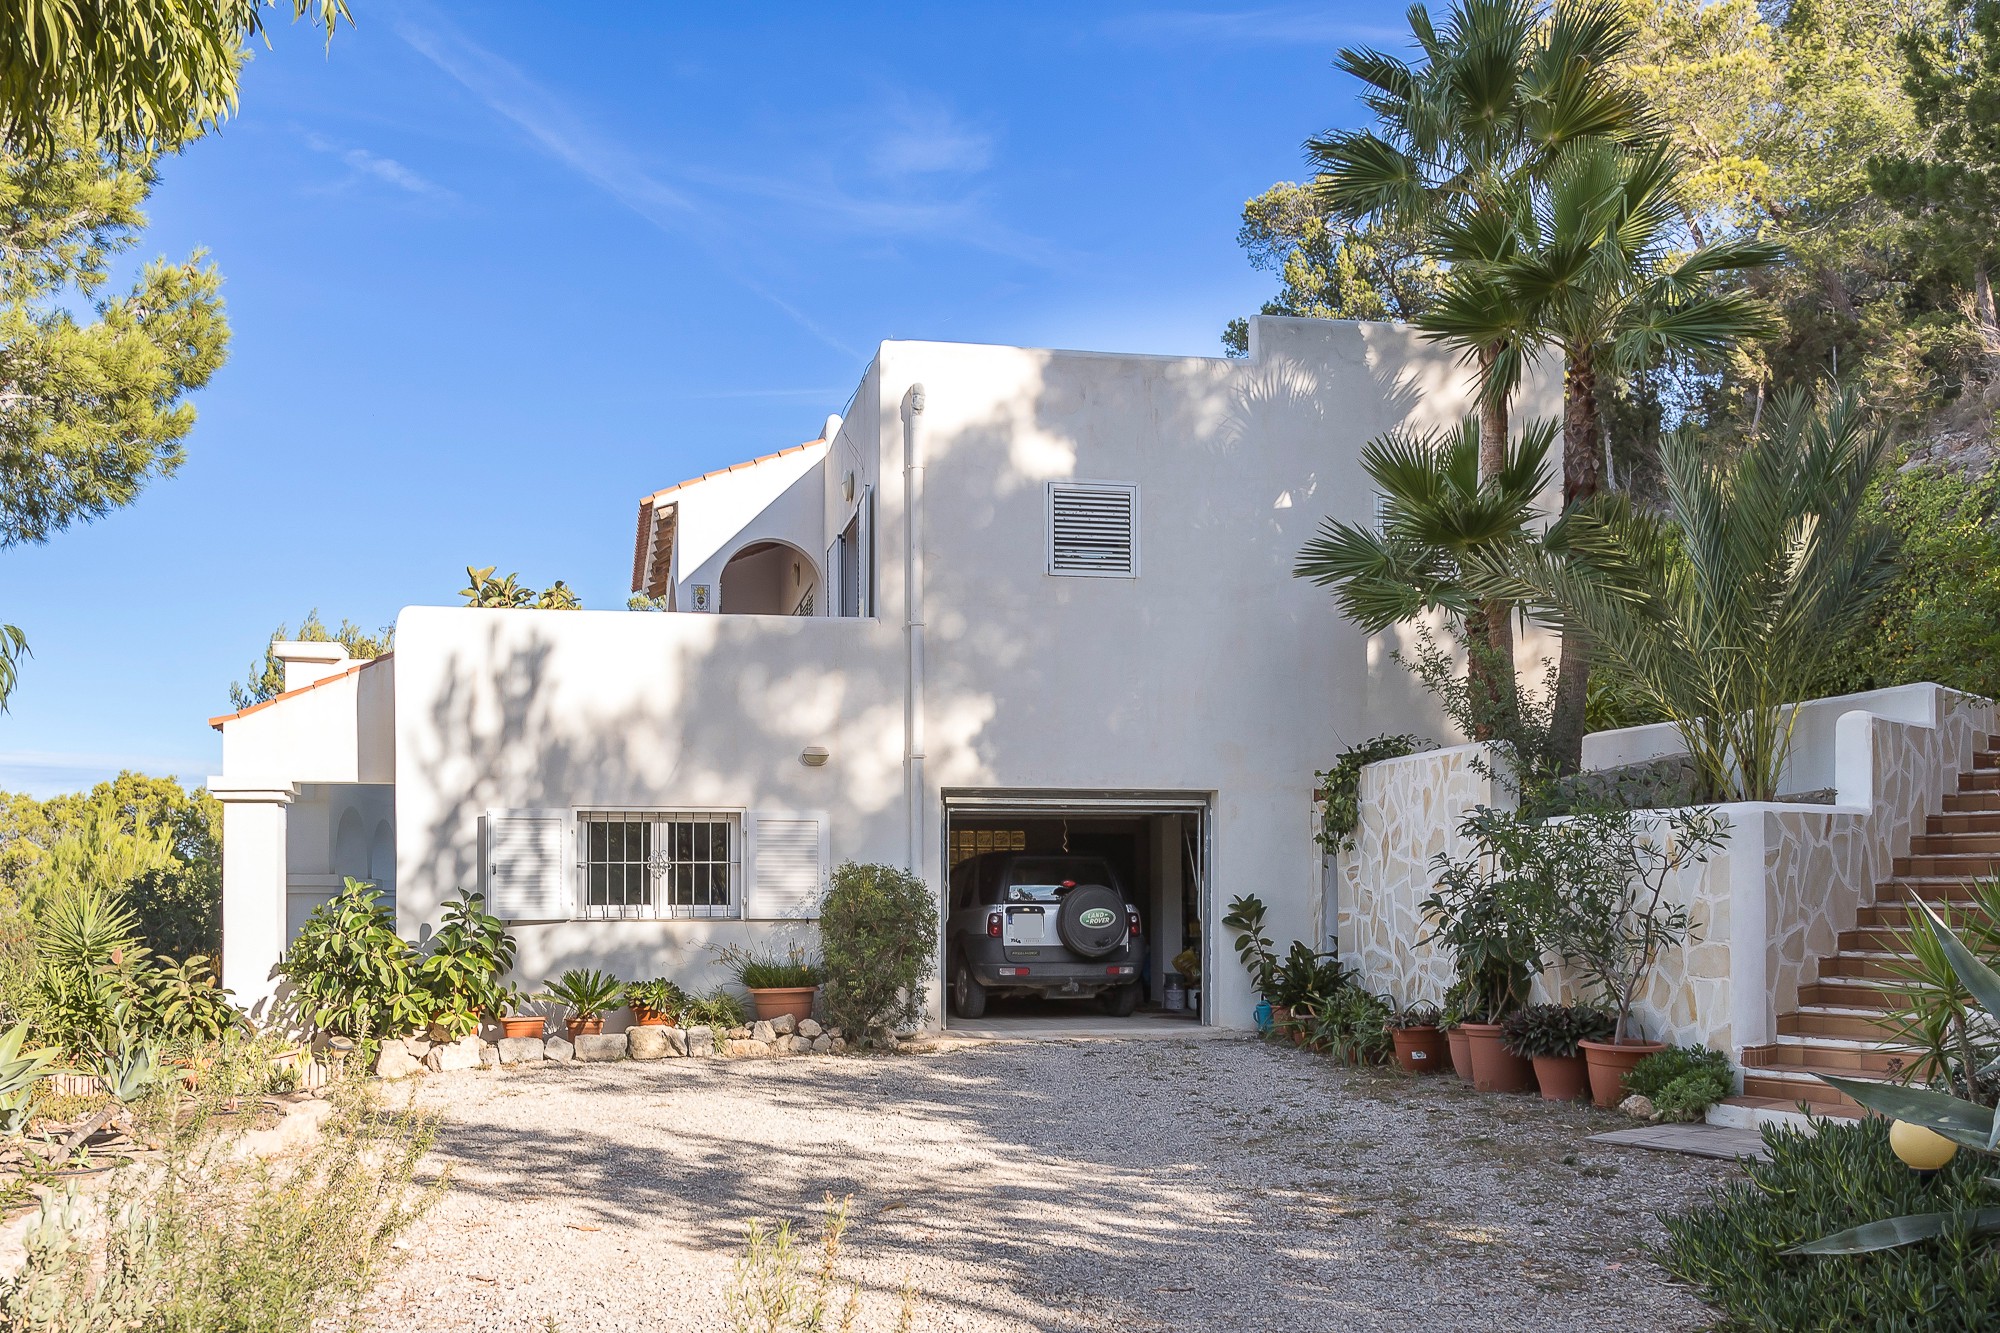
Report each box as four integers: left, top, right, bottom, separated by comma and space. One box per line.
940, 793, 1209, 1036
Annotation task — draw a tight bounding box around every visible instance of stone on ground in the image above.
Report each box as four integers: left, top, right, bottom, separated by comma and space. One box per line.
630, 1026, 687, 1060
544, 1036, 575, 1064
575, 1033, 629, 1062
497, 1036, 546, 1065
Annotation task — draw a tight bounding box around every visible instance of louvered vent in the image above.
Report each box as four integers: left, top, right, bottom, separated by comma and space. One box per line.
1047, 482, 1138, 577
750, 815, 823, 918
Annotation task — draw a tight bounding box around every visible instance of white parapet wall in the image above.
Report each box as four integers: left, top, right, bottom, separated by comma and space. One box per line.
1339, 683, 1996, 1056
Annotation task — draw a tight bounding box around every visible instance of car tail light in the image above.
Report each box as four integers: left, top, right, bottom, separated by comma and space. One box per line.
998, 966, 1029, 977
987, 912, 1002, 938
1106, 965, 1135, 976
1126, 909, 1142, 938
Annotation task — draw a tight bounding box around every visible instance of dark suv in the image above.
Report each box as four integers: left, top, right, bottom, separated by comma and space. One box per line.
945, 853, 1145, 1019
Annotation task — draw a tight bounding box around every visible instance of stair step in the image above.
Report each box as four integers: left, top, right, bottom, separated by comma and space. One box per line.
1874, 878, 1987, 903
1798, 980, 1902, 1009
1896, 853, 2000, 876
1819, 952, 1916, 981
1740, 1040, 1920, 1076
1977, 752, 2000, 771
1929, 811, 2000, 833
1943, 792, 2000, 812
1740, 1069, 1865, 1109
1911, 831, 2000, 853
1960, 770, 2000, 792
1712, 1094, 1867, 1127
1779, 1008, 1910, 1040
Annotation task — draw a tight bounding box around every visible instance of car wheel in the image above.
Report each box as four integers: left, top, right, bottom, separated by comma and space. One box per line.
1100, 983, 1141, 1017
951, 956, 988, 1019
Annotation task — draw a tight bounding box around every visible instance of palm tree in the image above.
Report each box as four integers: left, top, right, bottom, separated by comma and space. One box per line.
1425, 139, 1784, 767
1472, 386, 1897, 802
1295, 413, 1554, 726
1308, 0, 1647, 692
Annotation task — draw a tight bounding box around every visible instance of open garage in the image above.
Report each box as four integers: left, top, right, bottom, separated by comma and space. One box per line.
939, 791, 1210, 1034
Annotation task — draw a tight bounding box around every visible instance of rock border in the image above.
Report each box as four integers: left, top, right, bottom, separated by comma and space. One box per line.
373, 1015, 856, 1079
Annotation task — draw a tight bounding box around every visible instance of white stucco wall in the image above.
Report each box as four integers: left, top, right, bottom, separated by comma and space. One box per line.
381, 319, 1557, 1029
669, 443, 829, 607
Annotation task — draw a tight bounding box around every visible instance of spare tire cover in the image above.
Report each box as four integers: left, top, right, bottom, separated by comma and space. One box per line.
1057, 884, 1128, 958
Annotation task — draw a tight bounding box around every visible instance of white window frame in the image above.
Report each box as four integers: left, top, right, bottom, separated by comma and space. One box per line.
574, 808, 744, 921
1046, 480, 1140, 579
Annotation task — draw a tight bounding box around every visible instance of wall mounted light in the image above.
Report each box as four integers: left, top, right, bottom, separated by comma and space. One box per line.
800, 745, 830, 767
842, 472, 856, 503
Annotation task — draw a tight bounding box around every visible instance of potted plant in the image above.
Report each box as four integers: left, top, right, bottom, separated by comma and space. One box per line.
1269, 941, 1344, 1044
1422, 809, 1544, 1094
1223, 895, 1278, 1032
539, 968, 625, 1039
1500, 1003, 1613, 1101
490, 982, 545, 1039
719, 945, 823, 1024
625, 978, 687, 1027
1313, 984, 1393, 1064
1439, 985, 1473, 1081
1526, 808, 1727, 1106
417, 889, 517, 1041
1387, 1002, 1448, 1074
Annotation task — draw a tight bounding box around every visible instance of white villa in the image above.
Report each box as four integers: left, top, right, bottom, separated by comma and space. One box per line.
210, 315, 1555, 1031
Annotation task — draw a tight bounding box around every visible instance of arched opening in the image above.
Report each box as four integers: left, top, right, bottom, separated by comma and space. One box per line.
368, 819, 396, 906
718, 540, 821, 616
333, 808, 368, 882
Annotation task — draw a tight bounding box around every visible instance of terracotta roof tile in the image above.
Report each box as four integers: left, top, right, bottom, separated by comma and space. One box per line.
207, 653, 392, 730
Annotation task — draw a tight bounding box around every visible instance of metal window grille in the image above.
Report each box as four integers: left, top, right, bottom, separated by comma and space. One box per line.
578, 812, 740, 919
793, 588, 815, 616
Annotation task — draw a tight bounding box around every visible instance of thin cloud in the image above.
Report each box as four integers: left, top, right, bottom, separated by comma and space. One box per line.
868, 100, 993, 177
392, 9, 854, 357
304, 133, 456, 200
1103, 7, 1397, 46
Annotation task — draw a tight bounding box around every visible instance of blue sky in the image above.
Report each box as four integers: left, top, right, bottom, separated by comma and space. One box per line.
0, 2, 1402, 798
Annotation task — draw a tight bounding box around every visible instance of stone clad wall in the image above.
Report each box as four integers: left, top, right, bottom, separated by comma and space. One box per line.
1337, 685, 1996, 1058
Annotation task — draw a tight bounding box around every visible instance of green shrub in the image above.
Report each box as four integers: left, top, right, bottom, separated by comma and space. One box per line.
682, 989, 746, 1030
719, 944, 823, 990
1499, 1003, 1613, 1059
0, 1079, 441, 1332
414, 890, 515, 1036
1657, 1118, 2000, 1331
1626, 1043, 1733, 1119
538, 968, 625, 1021
274, 879, 433, 1040
1314, 734, 1427, 852
624, 978, 688, 1016
1306, 983, 1393, 1062
819, 862, 937, 1039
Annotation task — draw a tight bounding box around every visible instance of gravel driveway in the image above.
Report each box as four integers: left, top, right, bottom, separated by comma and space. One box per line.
363, 1037, 1736, 1332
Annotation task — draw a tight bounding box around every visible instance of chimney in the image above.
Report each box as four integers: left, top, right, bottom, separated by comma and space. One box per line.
270, 641, 352, 693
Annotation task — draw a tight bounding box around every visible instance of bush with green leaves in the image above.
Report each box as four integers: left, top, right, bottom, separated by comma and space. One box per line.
1627, 1044, 1735, 1121
414, 890, 515, 1036
1658, 1118, 2000, 1330
1267, 941, 1350, 1013
274, 878, 433, 1041
681, 989, 747, 1031
718, 943, 823, 990
538, 968, 625, 1022
624, 978, 688, 1017
0, 1079, 441, 1333
1314, 734, 1428, 852
1420, 808, 1544, 1023
1223, 894, 1278, 1002
1499, 1003, 1613, 1059
1305, 983, 1393, 1062
819, 861, 937, 1038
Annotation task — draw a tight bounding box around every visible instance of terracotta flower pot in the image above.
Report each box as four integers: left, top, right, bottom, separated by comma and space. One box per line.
629, 1006, 672, 1027
748, 987, 818, 1024
1578, 1038, 1665, 1108
565, 1017, 605, 1040
1530, 1052, 1591, 1101
498, 1015, 545, 1040
1445, 1026, 1473, 1081
1391, 1025, 1448, 1074
1461, 1022, 1536, 1094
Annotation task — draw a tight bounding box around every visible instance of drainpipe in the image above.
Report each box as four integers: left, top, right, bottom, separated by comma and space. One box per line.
903, 384, 928, 875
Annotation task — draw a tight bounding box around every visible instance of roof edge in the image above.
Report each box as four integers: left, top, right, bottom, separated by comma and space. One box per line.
207, 652, 393, 730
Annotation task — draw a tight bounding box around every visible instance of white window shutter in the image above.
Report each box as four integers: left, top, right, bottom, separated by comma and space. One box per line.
485, 809, 568, 921
1048, 481, 1138, 577
746, 812, 826, 919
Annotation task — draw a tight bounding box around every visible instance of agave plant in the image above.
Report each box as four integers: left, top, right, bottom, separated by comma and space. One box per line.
0, 1024, 58, 1136
1791, 901, 2000, 1254
538, 968, 626, 1021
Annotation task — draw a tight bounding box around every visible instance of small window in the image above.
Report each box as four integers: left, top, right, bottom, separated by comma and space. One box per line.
578, 811, 740, 920
1047, 481, 1138, 578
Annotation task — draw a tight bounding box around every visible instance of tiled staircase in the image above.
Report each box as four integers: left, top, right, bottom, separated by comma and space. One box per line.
1724, 736, 2000, 1122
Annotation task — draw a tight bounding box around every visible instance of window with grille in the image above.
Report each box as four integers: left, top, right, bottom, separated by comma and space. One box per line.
578, 812, 740, 919
1047, 481, 1138, 577
950, 827, 1026, 868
